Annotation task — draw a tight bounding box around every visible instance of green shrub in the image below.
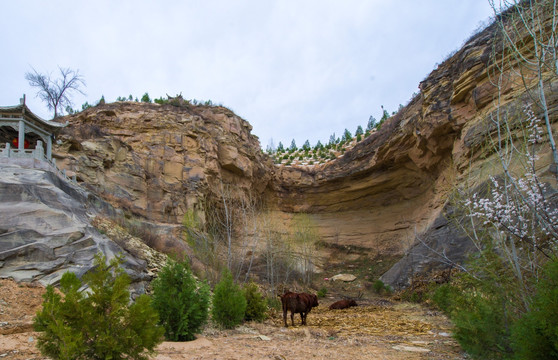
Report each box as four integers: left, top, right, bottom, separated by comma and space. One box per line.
151, 258, 210, 341
451, 288, 511, 359
317, 287, 328, 298
430, 283, 458, 314
81, 101, 92, 111
408, 291, 421, 303
434, 253, 516, 359
154, 97, 169, 105
373, 279, 385, 294
511, 258, 558, 360
211, 270, 247, 329
34, 253, 163, 360
243, 282, 267, 322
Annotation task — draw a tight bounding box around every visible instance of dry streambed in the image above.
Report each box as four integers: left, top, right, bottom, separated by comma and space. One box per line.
0, 279, 464, 359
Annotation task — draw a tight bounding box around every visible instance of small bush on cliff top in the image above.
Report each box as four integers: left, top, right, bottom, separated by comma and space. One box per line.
141, 92, 151, 103
151, 258, 210, 341
33, 253, 164, 360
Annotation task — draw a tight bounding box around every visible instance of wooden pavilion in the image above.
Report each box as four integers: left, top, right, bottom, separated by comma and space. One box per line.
0, 95, 66, 161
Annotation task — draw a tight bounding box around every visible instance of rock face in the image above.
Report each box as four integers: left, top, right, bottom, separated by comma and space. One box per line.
379, 211, 475, 289
55, 103, 272, 224
0, 159, 160, 293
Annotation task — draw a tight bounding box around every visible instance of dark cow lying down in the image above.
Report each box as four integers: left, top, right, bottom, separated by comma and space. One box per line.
278, 291, 319, 327
329, 299, 358, 310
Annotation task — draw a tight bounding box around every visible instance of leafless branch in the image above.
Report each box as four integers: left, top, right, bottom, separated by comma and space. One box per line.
25, 66, 85, 118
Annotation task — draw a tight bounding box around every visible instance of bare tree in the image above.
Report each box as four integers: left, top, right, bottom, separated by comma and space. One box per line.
260, 213, 296, 294
183, 208, 221, 284
183, 182, 261, 284
25, 67, 85, 118
483, 0, 558, 271
291, 214, 320, 285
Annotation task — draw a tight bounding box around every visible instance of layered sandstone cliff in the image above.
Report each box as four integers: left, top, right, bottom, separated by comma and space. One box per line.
55, 102, 272, 224
44, 15, 557, 288
268, 24, 499, 258
270, 18, 557, 285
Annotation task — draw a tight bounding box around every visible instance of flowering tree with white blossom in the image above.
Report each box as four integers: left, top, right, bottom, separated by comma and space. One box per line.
444, 103, 558, 358
458, 0, 558, 294
431, 2, 558, 357
462, 104, 558, 306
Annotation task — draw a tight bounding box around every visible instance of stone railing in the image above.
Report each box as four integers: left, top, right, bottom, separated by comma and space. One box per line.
0, 141, 45, 160
0, 141, 76, 183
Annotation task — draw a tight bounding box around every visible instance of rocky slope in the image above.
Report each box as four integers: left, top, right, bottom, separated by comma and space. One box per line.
0, 159, 165, 292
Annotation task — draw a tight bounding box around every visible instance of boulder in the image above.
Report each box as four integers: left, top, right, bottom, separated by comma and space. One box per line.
331, 274, 357, 282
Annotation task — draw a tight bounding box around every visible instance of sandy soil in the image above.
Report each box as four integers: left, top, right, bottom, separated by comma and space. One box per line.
0, 279, 465, 359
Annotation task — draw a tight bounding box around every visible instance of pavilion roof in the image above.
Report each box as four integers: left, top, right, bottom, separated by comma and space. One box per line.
0, 103, 67, 131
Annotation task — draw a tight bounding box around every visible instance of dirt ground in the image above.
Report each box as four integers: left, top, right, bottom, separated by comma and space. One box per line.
0, 279, 466, 360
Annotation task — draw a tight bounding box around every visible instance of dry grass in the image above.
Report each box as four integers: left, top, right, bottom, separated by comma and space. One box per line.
0, 278, 465, 360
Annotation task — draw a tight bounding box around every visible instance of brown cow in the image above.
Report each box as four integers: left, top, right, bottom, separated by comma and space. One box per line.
278, 291, 319, 327
329, 299, 358, 310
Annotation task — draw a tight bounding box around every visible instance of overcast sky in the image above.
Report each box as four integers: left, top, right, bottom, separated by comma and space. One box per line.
2, 1, 494, 149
